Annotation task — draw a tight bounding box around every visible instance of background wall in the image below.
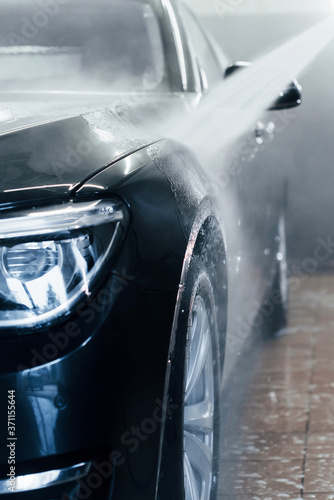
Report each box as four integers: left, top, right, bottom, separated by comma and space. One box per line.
185, 1, 334, 265
186, 0, 334, 16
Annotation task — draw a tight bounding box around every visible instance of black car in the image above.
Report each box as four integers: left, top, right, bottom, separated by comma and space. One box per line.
0, 1, 301, 499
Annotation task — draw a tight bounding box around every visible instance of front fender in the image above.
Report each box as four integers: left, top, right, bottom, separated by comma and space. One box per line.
77, 140, 221, 293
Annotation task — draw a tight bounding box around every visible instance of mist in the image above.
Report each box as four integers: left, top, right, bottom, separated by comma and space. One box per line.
0, 2, 334, 498
160, 15, 334, 169
0, 1, 332, 372
0, 12, 333, 173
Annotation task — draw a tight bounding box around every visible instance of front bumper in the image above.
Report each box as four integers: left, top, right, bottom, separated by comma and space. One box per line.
0, 462, 90, 498
0, 275, 178, 499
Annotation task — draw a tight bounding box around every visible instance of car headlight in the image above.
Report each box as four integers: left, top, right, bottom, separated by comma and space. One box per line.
0, 199, 129, 330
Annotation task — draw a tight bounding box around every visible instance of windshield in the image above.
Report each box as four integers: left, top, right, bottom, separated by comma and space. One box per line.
0, 0, 167, 94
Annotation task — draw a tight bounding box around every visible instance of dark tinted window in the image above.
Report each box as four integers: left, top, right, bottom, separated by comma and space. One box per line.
181, 6, 225, 88
0, 0, 166, 92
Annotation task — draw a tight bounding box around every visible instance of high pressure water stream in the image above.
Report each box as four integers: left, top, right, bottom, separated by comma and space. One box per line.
0, 15, 333, 176
161, 15, 334, 171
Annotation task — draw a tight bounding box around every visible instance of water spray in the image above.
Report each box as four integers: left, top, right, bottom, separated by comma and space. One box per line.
162, 15, 334, 172
0, 14, 333, 161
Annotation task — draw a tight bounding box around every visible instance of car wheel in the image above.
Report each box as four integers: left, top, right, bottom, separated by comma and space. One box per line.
183, 285, 219, 500
266, 214, 289, 335
157, 225, 226, 500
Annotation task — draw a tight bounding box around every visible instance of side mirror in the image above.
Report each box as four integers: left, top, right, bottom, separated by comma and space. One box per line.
269, 79, 302, 110
225, 61, 302, 110
224, 61, 250, 78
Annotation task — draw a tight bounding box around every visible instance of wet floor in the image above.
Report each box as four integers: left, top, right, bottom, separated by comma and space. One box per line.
219, 272, 334, 499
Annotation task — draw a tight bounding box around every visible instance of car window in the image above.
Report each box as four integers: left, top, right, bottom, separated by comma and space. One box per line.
0, 0, 168, 93
180, 6, 225, 89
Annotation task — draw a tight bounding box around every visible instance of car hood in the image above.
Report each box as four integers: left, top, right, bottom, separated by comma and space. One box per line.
0, 92, 197, 207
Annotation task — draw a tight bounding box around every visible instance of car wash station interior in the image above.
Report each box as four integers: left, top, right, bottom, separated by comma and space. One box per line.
0, 1, 334, 499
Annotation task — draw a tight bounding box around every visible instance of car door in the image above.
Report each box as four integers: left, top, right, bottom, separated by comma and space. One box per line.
179, 5, 276, 293
177, 8, 286, 378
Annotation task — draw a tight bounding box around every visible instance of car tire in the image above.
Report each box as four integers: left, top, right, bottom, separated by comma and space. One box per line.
157, 224, 226, 500
182, 271, 220, 500
266, 214, 289, 336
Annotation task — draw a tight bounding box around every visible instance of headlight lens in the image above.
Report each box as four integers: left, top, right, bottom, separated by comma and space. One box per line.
0, 199, 129, 330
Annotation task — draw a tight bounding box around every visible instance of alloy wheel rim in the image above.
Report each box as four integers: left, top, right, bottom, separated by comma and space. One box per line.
278, 214, 288, 308
183, 295, 214, 500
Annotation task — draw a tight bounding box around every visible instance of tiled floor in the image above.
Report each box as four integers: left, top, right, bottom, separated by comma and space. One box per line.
219, 273, 334, 499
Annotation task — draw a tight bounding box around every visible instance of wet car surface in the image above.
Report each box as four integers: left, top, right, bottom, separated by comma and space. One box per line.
0, 1, 301, 499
